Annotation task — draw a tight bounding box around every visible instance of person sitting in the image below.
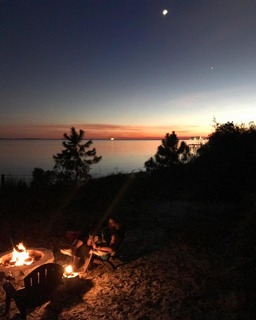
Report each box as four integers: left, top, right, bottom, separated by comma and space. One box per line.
91, 216, 125, 260
60, 216, 125, 270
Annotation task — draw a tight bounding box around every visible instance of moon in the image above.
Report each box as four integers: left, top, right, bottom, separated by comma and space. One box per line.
162, 9, 168, 16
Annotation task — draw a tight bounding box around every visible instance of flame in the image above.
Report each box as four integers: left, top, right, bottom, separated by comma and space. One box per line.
65, 264, 73, 275
10, 243, 33, 266
63, 264, 78, 278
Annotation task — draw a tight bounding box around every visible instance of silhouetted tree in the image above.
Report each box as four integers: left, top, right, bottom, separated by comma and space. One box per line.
145, 131, 190, 172
31, 167, 56, 186
53, 127, 102, 184
196, 121, 256, 198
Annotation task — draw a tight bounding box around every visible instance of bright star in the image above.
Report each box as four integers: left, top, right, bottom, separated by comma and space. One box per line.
163, 9, 168, 16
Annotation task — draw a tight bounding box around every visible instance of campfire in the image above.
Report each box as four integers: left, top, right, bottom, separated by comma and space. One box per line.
0, 243, 41, 268
0, 244, 54, 280
10, 243, 35, 266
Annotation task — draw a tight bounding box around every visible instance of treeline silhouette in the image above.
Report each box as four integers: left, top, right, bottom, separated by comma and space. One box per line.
1, 121, 256, 240
1, 121, 256, 318
142, 121, 256, 201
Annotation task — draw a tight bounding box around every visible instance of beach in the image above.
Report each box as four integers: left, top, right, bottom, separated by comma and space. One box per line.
0, 195, 254, 319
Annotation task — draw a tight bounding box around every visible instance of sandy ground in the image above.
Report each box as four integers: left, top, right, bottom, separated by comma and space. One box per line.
0, 220, 212, 320
0, 200, 253, 319
0, 244, 211, 320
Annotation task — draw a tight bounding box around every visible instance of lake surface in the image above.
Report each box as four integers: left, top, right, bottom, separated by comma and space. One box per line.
0, 139, 202, 181
0, 140, 159, 180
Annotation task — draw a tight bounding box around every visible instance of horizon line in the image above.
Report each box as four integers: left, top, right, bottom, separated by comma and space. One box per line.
0, 136, 208, 141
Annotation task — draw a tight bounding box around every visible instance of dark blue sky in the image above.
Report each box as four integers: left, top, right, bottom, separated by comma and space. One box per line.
1, 0, 256, 139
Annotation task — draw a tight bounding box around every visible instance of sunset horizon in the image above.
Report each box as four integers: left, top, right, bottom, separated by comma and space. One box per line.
0, 122, 211, 140
1, 1, 255, 142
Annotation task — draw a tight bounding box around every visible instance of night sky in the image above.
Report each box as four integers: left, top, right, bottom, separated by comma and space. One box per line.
1, 0, 256, 139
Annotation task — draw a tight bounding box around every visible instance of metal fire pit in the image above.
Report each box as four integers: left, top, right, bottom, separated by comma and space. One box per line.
0, 248, 54, 281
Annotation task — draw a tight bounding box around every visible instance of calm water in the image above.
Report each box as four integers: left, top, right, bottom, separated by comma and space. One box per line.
0, 140, 161, 180
0, 139, 202, 181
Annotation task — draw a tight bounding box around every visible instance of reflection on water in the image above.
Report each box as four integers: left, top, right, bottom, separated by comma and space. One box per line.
0, 139, 204, 180
0, 140, 160, 180
0, 140, 59, 178
91, 140, 161, 177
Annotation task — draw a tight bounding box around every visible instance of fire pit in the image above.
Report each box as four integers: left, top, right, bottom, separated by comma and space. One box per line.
0, 243, 54, 280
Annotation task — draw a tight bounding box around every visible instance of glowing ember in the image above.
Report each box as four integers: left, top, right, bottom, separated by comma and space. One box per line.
10, 243, 33, 266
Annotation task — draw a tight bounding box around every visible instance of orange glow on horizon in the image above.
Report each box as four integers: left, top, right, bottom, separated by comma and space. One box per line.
0, 123, 210, 140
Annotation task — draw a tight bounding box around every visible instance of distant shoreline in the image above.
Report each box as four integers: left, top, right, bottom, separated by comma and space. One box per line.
0, 137, 207, 141
0, 138, 161, 141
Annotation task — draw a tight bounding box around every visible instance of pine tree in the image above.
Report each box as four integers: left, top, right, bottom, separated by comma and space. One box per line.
145, 131, 190, 172
53, 127, 101, 184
